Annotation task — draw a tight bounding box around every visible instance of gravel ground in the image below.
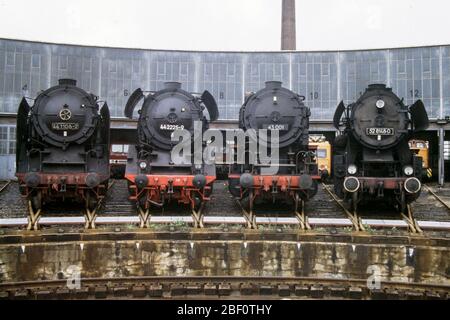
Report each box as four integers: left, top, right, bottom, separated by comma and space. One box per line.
0, 179, 448, 222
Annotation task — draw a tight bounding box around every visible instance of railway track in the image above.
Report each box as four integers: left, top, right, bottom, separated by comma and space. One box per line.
0, 180, 449, 232
0, 180, 11, 194
0, 276, 448, 300
423, 185, 450, 211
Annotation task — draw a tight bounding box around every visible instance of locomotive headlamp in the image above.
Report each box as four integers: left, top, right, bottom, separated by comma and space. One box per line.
139, 161, 147, 170
376, 99, 385, 109
347, 164, 357, 175
403, 166, 414, 176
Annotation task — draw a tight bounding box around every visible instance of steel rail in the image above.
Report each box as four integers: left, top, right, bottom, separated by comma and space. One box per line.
424, 185, 450, 211
1, 275, 449, 290
1, 216, 450, 230
0, 180, 11, 194
0, 275, 448, 300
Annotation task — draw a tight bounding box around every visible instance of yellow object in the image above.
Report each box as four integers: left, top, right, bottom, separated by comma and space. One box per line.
309, 135, 331, 175
408, 139, 431, 177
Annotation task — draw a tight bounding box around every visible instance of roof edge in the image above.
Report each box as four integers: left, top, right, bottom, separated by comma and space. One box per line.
1, 37, 449, 54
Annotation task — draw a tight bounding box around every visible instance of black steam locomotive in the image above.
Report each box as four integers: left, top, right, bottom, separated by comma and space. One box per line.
228, 81, 319, 217
332, 84, 429, 213
124, 82, 219, 225
16, 79, 110, 216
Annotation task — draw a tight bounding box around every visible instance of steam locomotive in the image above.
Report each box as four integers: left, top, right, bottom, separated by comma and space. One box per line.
228, 81, 319, 216
332, 84, 429, 213
124, 82, 219, 224
15, 79, 110, 215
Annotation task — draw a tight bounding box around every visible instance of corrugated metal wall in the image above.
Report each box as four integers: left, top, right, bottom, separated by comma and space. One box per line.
0, 39, 448, 120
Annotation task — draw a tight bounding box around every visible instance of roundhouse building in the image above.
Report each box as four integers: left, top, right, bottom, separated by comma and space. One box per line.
0, 38, 449, 181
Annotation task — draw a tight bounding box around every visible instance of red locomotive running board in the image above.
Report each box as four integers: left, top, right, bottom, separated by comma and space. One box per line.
353, 177, 409, 189
228, 174, 320, 188
16, 173, 109, 185
125, 174, 216, 187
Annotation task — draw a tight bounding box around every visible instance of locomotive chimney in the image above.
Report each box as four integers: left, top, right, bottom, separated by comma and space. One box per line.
281, 0, 296, 50
164, 82, 181, 90
265, 81, 282, 89
368, 83, 391, 91
368, 84, 387, 89
58, 78, 77, 86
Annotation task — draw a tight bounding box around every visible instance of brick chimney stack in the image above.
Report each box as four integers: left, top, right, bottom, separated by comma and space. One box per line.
281, 0, 296, 50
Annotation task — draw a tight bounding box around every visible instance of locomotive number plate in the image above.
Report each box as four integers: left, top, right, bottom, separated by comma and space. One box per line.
160, 124, 184, 131
51, 122, 79, 130
263, 124, 288, 130
366, 127, 394, 135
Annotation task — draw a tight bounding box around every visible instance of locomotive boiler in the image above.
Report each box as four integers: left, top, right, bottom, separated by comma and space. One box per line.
332, 84, 429, 213
15, 79, 110, 228
124, 82, 219, 227
228, 81, 319, 224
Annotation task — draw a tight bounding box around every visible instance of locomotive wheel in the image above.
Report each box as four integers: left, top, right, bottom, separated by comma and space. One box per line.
228, 179, 241, 198
192, 194, 202, 211
85, 192, 98, 211
138, 196, 147, 209
294, 193, 302, 211
307, 181, 319, 199
399, 189, 406, 214
240, 195, 250, 210
30, 191, 42, 212
127, 180, 134, 196
334, 179, 344, 198
350, 192, 358, 213
204, 186, 213, 198
248, 190, 254, 213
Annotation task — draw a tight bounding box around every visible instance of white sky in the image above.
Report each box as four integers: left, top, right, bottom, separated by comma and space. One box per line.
0, 0, 449, 51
